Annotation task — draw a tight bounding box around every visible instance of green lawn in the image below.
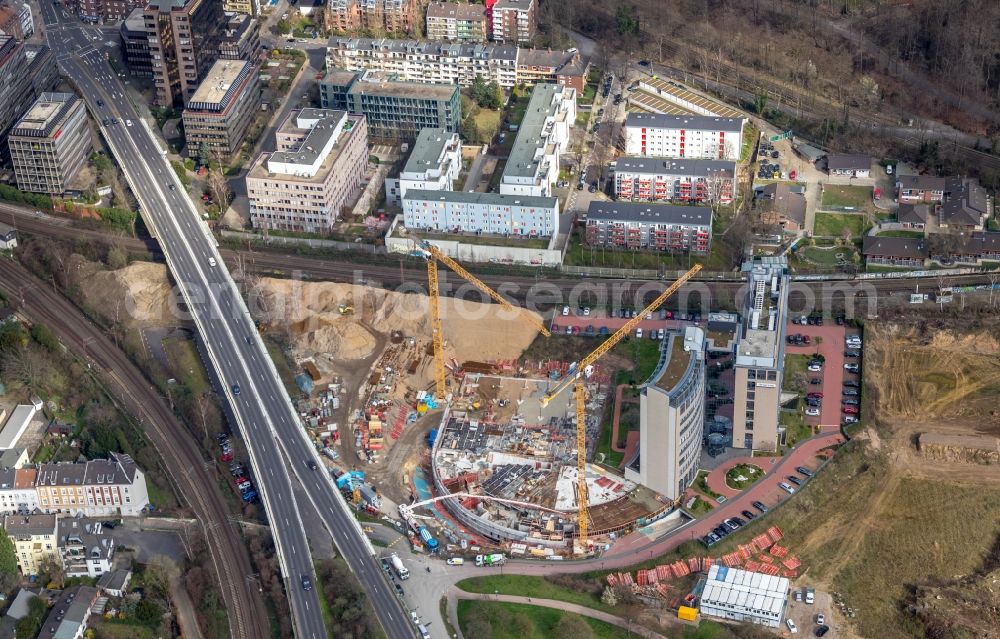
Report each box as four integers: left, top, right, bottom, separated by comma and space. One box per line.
457, 601, 630, 639
458, 576, 612, 614
163, 336, 210, 395
795, 245, 855, 267
783, 354, 811, 391
876, 230, 925, 238
725, 463, 764, 490
613, 337, 663, 386
575, 111, 590, 127
780, 403, 814, 448
687, 495, 715, 515
474, 108, 502, 138
821, 184, 875, 210
740, 122, 757, 163
813, 212, 870, 238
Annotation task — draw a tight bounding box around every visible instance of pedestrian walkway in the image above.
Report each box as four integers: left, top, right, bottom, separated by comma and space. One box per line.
450, 587, 668, 639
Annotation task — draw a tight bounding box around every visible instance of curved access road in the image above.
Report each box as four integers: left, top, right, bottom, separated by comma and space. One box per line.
0, 258, 270, 639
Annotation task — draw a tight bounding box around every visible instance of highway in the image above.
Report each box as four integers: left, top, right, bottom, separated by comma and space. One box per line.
37, 5, 414, 639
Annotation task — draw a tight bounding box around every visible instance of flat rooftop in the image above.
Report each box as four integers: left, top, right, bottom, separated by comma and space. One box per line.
614, 156, 735, 178
655, 333, 691, 392
322, 68, 358, 85
403, 128, 457, 174
351, 72, 459, 100
624, 111, 744, 132
505, 84, 569, 180
587, 201, 713, 227
187, 59, 251, 110
10, 93, 77, 138
249, 111, 359, 181
403, 188, 557, 210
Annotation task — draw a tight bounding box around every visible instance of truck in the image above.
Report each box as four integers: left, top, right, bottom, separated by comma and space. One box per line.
475, 553, 506, 567
418, 527, 439, 552
390, 553, 410, 580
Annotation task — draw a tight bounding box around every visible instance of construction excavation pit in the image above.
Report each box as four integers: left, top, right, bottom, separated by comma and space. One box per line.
424, 374, 673, 553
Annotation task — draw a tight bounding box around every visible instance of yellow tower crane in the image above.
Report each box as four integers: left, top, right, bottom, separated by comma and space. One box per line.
541, 264, 703, 549
417, 240, 552, 401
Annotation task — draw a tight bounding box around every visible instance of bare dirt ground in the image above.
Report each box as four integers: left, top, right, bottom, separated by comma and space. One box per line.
72, 257, 179, 329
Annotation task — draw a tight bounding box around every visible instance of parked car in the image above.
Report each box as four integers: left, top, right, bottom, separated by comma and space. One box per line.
816, 613, 825, 625
843, 415, 859, 424
808, 363, 823, 372
809, 378, 822, 385
842, 405, 860, 415
843, 380, 860, 388
807, 392, 824, 399
787, 475, 803, 486
779, 482, 795, 494
805, 407, 821, 416
845, 350, 861, 358
815, 626, 830, 637
842, 398, 860, 406
752, 501, 769, 513
741, 510, 756, 520
844, 363, 860, 373
796, 466, 814, 477
842, 388, 859, 396
786, 619, 798, 634
723, 518, 741, 531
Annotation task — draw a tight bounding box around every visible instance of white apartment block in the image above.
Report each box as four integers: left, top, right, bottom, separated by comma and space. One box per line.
499, 83, 575, 197
327, 37, 518, 88
625, 326, 706, 500
0, 468, 40, 515
585, 201, 713, 254
385, 128, 461, 206
32, 454, 150, 517
624, 113, 744, 160
612, 157, 736, 204
247, 109, 369, 233
58, 518, 115, 578
402, 189, 559, 237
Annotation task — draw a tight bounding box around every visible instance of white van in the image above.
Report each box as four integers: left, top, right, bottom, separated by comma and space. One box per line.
417, 624, 431, 639
446, 558, 464, 566
786, 619, 798, 633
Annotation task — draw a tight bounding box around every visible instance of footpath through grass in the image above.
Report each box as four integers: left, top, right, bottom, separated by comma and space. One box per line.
457, 600, 629, 639
457, 575, 613, 615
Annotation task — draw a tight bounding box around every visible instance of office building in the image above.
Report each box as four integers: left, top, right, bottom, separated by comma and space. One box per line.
402, 189, 559, 237
182, 59, 260, 156
247, 109, 369, 233
0, 35, 36, 141
319, 69, 460, 141
0, 468, 39, 515
219, 12, 260, 61
2, 513, 57, 576
491, 0, 536, 43
77, 0, 143, 23
625, 326, 706, 500
731, 257, 789, 451
327, 38, 586, 89
385, 128, 461, 205
120, 8, 152, 77
144, 0, 226, 107
223, 0, 258, 15
9, 93, 91, 196
585, 201, 713, 253
0, 1, 32, 39
624, 113, 744, 160
34, 454, 150, 517
24, 45, 59, 100
500, 83, 575, 197
58, 518, 115, 578
426, 1, 487, 41
37, 586, 100, 639
612, 157, 736, 204
699, 565, 789, 628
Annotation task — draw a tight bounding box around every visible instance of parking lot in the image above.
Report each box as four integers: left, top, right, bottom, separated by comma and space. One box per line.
785, 319, 861, 432
784, 586, 836, 638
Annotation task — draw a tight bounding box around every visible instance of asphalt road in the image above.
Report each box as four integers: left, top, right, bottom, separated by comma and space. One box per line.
0, 259, 269, 639
38, 6, 414, 639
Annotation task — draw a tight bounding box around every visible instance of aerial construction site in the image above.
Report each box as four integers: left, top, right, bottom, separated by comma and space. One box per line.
248, 245, 702, 556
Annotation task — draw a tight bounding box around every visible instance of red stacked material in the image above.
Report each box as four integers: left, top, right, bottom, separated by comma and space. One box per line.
769, 544, 789, 558
782, 570, 799, 579
767, 526, 785, 543
745, 560, 761, 572
656, 565, 672, 581
595, 476, 614, 488
758, 554, 774, 564
752, 534, 774, 551
738, 544, 755, 561
721, 552, 743, 567
671, 560, 691, 578
606, 574, 619, 587
702, 557, 713, 570
656, 584, 671, 598
621, 572, 634, 586
760, 564, 781, 576
687, 557, 701, 572
783, 557, 801, 570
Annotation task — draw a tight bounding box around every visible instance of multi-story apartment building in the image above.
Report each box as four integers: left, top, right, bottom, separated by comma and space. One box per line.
219, 12, 260, 61
625, 326, 706, 501
491, 0, 536, 44
223, 0, 258, 15
33, 454, 150, 517
327, 0, 417, 34
3, 513, 57, 576
328, 38, 590, 89
0, 1, 33, 39
0, 34, 36, 141
182, 59, 260, 156
120, 7, 152, 77
500, 83, 575, 197
731, 257, 789, 451
58, 518, 114, 578
38, 586, 100, 639
319, 69, 460, 141
623, 113, 744, 160
0, 468, 39, 515
144, 0, 226, 107
585, 201, 713, 253
385, 128, 461, 205
426, 1, 487, 41
612, 157, 736, 205
402, 189, 559, 237
77, 0, 144, 23
247, 110, 369, 233
9, 93, 91, 195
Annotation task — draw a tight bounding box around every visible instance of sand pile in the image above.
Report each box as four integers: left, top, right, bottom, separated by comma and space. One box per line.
255, 278, 541, 363
73, 257, 177, 328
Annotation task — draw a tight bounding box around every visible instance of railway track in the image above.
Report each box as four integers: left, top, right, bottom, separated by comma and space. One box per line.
0, 259, 269, 639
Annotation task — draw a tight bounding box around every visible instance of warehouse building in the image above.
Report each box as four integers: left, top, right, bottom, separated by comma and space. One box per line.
699, 565, 789, 628
623, 113, 744, 160
402, 189, 559, 237
9, 93, 91, 195
612, 157, 735, 204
